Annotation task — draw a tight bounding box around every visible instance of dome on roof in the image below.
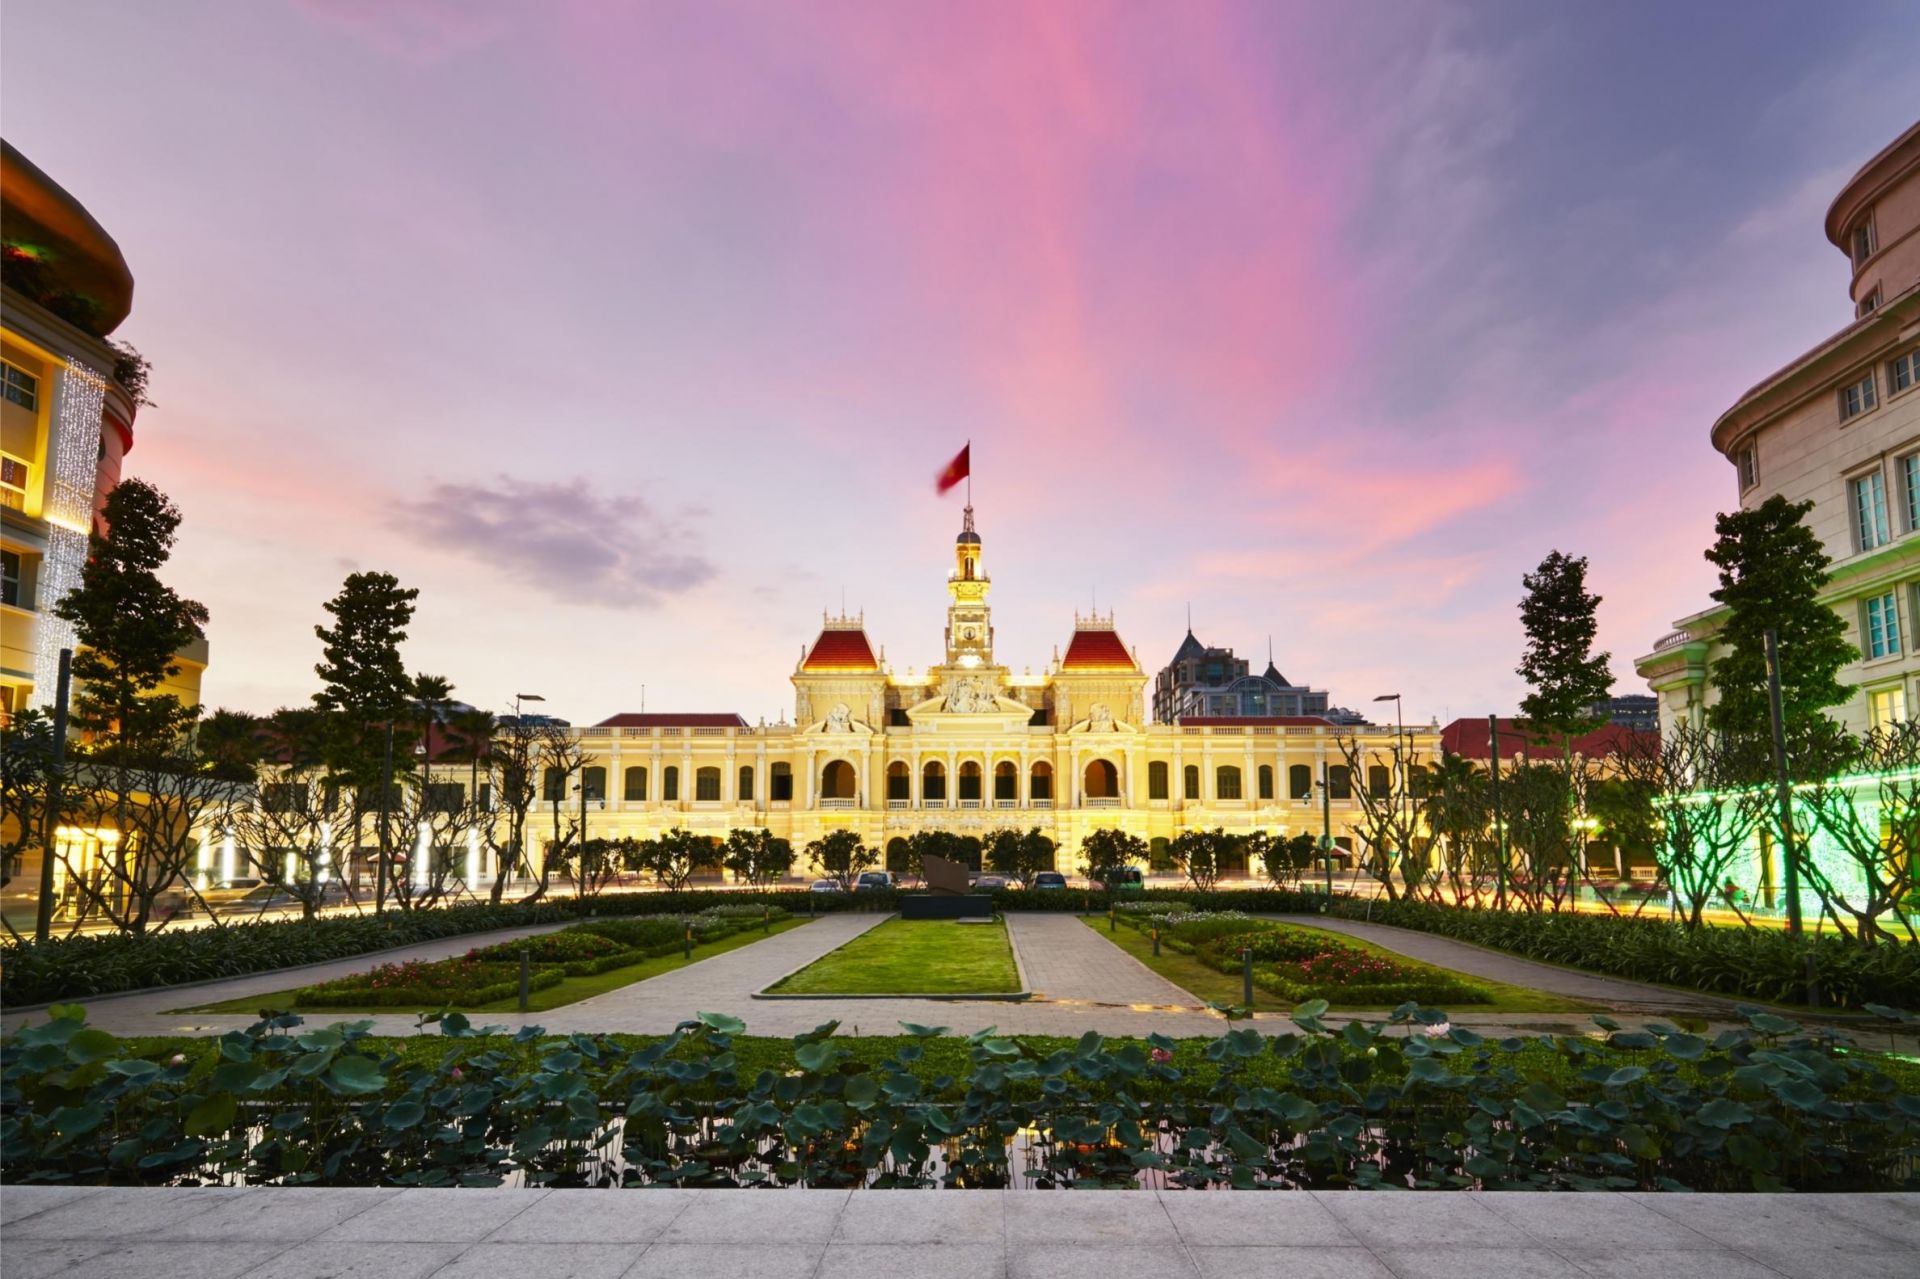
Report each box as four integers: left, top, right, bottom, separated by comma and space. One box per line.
956, 530, 981, 545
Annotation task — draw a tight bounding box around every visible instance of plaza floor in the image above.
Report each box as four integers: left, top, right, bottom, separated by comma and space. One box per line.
2, 1185, 1916, 1278
3, 911, 1906, 1048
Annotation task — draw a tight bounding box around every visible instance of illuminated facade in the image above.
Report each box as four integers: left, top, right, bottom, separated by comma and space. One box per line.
471, 504, 1435, 878
1, 139, 207, 720
1637, 121, 1920, 737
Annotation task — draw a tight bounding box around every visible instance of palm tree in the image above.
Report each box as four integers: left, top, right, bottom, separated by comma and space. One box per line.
447, 707, 497, 809
1423, 753, 1490, 904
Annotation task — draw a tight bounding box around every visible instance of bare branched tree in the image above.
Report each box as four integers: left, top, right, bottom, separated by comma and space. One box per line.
1795, 721, 1920, 944
1336, 736, 1431, 901
1606, 723, 1767, 928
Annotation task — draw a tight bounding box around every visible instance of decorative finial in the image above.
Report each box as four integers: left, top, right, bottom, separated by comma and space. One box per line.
962, 504, 976, 535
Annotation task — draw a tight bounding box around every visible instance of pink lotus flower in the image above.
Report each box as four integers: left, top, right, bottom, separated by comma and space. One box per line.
450, 1066, 464, 1080
169, 1054, 186, 1065
1422, 1022, 1453, 1038
1150, 1047, 1174, 1065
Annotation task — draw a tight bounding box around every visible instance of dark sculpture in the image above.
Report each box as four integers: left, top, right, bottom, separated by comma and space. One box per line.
920, 852, 971, 896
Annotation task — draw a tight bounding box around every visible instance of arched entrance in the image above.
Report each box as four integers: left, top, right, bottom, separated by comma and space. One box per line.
886, 836, 912, 874
1084, 758, 1119, 799
821, 759, 856, 800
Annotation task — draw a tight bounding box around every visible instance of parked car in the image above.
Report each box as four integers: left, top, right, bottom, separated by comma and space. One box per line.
808, 879, 844, 894
1092, 866, 1145, 893
972, 873, 1011, 891
1030, 871, 1069, 892
853, 870, 897, 891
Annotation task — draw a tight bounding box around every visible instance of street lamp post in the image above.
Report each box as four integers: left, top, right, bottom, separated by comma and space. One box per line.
511, 693, 544, 881
1373, 693, 1406, 882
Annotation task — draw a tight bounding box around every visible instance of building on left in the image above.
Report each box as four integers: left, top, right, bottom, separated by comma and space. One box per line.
2, 139, 207, 717
2, 140, 209, 925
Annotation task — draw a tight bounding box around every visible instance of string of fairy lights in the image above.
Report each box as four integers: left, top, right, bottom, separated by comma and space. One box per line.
28, 356, 107, 711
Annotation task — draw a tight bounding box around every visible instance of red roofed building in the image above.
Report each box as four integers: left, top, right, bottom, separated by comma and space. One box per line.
1438, 717, 1652, 763
799, 620, 880, 672
1060, 624, 1137, 671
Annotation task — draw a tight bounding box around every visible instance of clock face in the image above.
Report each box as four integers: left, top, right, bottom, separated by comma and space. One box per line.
963, 626, 977, 640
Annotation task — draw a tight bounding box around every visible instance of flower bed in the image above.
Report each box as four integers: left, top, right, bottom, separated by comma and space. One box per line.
1121, 912, 1492, 1006
296, 958, 565, 1009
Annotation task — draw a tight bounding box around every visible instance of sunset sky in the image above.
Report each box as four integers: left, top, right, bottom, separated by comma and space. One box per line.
5, 1, 1918, 727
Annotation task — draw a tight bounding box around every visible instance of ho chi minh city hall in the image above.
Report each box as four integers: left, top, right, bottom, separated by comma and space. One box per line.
534, 505, 1429, 871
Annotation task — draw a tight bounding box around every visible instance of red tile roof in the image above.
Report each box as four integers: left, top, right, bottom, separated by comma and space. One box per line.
1061, 628, 1136, 671
1438, 717, 1652, 761
595, 713, 747, 729
1178, 716, 1336, 727
801, 627, 880, 672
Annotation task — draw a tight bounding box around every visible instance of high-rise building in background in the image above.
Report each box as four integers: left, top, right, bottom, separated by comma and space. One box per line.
1151, 631, 1344, 723
1637, 121, 1920, 734
1, 139, 207, 720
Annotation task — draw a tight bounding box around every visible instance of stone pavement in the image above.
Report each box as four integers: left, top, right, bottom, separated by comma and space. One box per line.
2, 1185, 1915, 1278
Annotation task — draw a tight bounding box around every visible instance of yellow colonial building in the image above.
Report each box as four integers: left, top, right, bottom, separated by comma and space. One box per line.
531, 505, 1432, 877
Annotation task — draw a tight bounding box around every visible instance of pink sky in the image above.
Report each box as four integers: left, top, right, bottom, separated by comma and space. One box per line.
5, 1, 1917, 725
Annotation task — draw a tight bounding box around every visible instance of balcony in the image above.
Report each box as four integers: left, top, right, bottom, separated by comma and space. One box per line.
1030, 798, 1052, 809
994, 798, 1018, 809
958, 799, 983, 810
1084, 797, 1122, 809
924, 799, 946, 809
887, 798, 911, 810
819, 798, 856, 810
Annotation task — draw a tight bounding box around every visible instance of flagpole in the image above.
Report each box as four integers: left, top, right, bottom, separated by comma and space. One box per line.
966, 438, 972, 506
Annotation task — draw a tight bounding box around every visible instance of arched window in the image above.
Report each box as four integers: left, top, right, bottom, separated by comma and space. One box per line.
958, 760, 983, 801
886, 837, 912, 874
886, 761, 910, 801
662, 766, 680, 802
738, 765, 754, 802
821, 760, 856, 799
770, 761, 792, 801
1183, 765, 1200, 800
993, 760, 1017, 801
923, 760, 947, 801
696, 766, 721, 801
581, 766, 606, 802
1030, 760, 1053, 801
624, 766, 648, 802
1289, 764, 1312, 800
1084, 759, 1119, 799
1258, 765, 1274, 801
1327, 765, 1351, 800
1216, 765, 1242, 800
1409, 764, 1430, 798
1149, 761, 1169, 800
1367, 765, 1390, 799
542, 767, 566, 802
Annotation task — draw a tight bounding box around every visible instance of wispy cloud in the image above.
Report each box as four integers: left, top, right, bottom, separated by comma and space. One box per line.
395, 477, 714, 609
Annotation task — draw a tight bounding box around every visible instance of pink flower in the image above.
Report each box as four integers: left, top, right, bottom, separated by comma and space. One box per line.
169, 1054, 186, 1065
1421, 1022, 1453, 1038
1150, 1048, 1173, 1065
450, 1066, 464, 1080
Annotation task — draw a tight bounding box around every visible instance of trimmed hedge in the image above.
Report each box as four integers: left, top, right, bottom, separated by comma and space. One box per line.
297, 962, 567, 1009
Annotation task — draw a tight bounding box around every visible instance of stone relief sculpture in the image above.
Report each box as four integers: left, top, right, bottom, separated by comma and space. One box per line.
825, 702, 853, 732
1089, 702, 1114, 731
944, 677, 995, 713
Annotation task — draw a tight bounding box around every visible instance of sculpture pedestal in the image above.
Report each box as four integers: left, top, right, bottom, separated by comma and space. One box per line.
900, 894, 993, 921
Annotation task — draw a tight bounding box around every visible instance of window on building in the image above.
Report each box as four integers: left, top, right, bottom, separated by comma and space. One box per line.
1859, 288, 1883, 319
581, 766, 606, 801
1328, 765, 1352, 800
886, 764, 910, 801
1182, 765, 1200, 800
1865, 591, 1902, 659
1289, 764, 1312, 800
478, 782, 492, 811
0, 361, 37, 411
662, 766, 679, 802
1854, 470, 1891, 550
1258, 764, 1274, 800
1904, 456, 1920, 534
0, 457, 27, 512
1841, 373, 1877, 421
993, 761, 1017, 801
263, 782, 307, 813
424, 782, 464, 813
922, 761, 946, 801
1149, 760, 1169, 800
1030, 761, 1053, 800
739, 766, 754, 802
771, 761, 793, 801
695, 766, 721, 801
1893, 349, 1920, 396
1216, 765, 1242, 800
1870, 686, 1907, 729
0, 549, 20, 607
1735, 443, 1757, 491
624, 766, 648, 801
958, 761, 983, 801
1368, 765, 1391, 799
542, 767, 566, 802
1852, 218, 1877, 264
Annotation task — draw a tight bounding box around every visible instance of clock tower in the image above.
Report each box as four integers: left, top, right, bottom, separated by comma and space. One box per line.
945, 505, 994, 668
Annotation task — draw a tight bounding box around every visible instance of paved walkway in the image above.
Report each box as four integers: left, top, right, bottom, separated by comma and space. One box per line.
3, 1186, 1915, 1278
6, 912, 1906, 1047
1270, 914, 1739, 1016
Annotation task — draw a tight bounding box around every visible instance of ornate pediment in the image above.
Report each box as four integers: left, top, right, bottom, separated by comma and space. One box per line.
1066, 701, 1132, 733
803, 701, 875, 736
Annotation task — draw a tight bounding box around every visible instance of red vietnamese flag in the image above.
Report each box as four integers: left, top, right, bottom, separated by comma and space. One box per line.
936, 443, 970, 494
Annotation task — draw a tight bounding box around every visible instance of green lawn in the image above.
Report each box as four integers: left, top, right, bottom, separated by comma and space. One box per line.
766, 917, 1021, 995
176, 917, 811, 1016
1085, 916, 1593, 1014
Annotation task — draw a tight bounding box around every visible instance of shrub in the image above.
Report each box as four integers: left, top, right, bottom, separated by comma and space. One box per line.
294, 958, 566, 1009
467, 931, 627, 966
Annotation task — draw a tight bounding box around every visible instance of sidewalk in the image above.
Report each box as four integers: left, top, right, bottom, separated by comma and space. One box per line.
3, 1185, 1914, 1278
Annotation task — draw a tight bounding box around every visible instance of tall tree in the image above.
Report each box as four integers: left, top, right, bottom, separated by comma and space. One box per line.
1078, 828, 1146, 892
807, 828, 875, 890
723, 827, 795, 887
1516, 550, 1613, 742
1704, 495, 1854, 741
53, 479, 207, 749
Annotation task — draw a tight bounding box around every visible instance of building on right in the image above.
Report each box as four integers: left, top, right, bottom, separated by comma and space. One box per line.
1636, 121, 1920, 735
